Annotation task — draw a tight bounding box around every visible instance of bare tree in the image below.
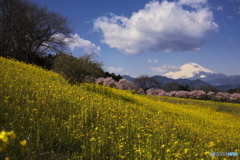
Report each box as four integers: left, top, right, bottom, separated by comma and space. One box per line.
134, 75, 161, 94
0, 0, 72, 64
163, 82, 180, 92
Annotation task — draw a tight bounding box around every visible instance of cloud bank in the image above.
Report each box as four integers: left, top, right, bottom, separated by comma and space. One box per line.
94, 0, 218, 55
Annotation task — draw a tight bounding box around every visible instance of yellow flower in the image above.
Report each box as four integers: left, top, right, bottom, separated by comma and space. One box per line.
207, 141, 215, 147
184, 148, 189, 154
118, 155, 126, 159
119, 145, 124, 148
32, 108, 38, 112
0, 131, 8, 143
135, 149, 141, 153
90, 138, 96, 141
175, 153, 182, 158
20, 140, 27, 146
204, 151, 210, 155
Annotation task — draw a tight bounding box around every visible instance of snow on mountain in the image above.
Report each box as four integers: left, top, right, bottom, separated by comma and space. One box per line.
124, 62, 239, 90
163, 62, 216, 79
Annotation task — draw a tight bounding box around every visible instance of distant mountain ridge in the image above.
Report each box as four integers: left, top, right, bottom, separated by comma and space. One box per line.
122, 75, 135, 82
122, 75, 211, 90
205, 75, 240, 86
123, 62, 240, 91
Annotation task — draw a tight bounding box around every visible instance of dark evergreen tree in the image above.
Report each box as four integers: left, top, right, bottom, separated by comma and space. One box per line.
104, 72, 122, 82
179, 85, 190, 91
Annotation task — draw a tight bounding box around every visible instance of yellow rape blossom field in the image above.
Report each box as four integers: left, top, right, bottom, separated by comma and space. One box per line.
0, 57, 240, 160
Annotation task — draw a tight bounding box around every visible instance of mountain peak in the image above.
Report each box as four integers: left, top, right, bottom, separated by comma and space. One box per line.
163, 62, 216, 79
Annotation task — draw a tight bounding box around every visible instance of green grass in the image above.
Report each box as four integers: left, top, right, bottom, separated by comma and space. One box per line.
0, 57, 240, 160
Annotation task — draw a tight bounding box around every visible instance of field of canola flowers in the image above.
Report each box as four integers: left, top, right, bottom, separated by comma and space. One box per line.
0, 57, 240, 160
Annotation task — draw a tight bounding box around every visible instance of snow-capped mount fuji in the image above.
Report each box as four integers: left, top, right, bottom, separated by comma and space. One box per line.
163, 62, 225, 80
123, 62, 240, 91
161, 62, 240, 90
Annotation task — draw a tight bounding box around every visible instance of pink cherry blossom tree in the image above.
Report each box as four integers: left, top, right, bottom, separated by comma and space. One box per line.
117, 79, 137, 90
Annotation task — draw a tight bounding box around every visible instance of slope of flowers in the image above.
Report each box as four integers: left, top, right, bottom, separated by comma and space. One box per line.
0, 57, 240, 159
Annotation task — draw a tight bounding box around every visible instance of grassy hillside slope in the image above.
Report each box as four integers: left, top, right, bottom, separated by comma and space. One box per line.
0, 57, 240, 159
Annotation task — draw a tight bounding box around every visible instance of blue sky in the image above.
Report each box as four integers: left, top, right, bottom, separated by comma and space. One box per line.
30, 0, 240, 77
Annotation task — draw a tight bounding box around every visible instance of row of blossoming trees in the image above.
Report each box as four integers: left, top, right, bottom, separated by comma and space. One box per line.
146, 89, 240, 103
92, 77, 240, 103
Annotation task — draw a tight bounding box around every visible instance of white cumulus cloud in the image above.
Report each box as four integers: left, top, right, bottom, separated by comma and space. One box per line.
94, 0, 218, 55
52, 33, 101, 55
67, 33, 101, 55
150, 65, 180, 73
